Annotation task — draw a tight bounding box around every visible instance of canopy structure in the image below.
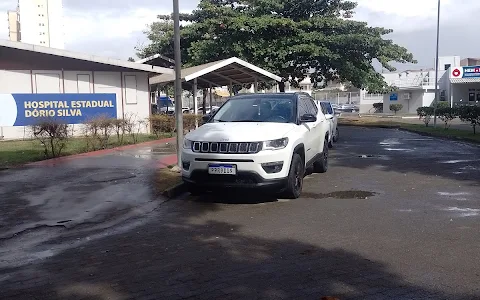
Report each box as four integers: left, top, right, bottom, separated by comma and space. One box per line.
149, 57, 282, 118
150, 57, 282, 91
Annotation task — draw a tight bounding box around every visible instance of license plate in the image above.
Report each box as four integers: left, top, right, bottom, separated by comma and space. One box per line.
208, 164, 237, 175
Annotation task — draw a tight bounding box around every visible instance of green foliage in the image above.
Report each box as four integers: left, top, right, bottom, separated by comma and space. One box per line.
437, 107, 457, 130
389, 104, 403, 115
138, 0, 415, 92
373, 102, 383, 113
435, 101, 450, 109
457, 105, 480, 134
417, 106, 434, 127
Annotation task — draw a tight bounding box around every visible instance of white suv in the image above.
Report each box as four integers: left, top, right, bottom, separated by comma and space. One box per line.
181, 93, 331, 199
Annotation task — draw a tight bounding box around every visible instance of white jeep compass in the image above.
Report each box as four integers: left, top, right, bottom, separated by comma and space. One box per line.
181, 93, 331, 199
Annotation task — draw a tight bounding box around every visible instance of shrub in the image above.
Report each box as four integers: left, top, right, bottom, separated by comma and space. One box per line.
111, 118, 127, 144
30, 120, 70, 158
457, 105, 480, 134
183, 114, 202, 131
150, 114, 175, 137
373, 102, 383, 113
435, 101, 450, 109
417, 106, 434, 127
389, 104, 403, 115
437, 107, 457, 130
84, 115, 116, 150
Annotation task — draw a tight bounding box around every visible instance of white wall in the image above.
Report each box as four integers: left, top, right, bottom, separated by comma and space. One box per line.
383, 90, 423, 114
0, 70, 150, 140
451, 83, 480, 106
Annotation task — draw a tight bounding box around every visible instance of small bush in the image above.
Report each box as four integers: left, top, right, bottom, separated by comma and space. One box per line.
457, 105, 480, 134
30, 120, 70, 158
111, 118, 127, 144
373, 102, 383, 113
437, 107, 457, 130
390, 104, 403, 115
417, 106, 435, 127
183, 114, 202, 131
435, 101, 450, 109
150, 114, 175, 137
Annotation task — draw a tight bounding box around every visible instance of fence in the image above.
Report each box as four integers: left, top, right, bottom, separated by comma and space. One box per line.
313, 92, 361, 105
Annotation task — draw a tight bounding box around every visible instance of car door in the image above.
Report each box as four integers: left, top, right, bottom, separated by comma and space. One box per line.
297, 95, 316, 163
307, 97, 323, 153
319, 102, 332, 142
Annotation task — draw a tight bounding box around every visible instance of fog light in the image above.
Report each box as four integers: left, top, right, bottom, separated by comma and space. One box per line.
182, 161, 190, 171
261, 161, 283, 174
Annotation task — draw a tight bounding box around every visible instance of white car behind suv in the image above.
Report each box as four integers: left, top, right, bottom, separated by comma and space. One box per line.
319, 101, 339, 147
181, 93, 331, 199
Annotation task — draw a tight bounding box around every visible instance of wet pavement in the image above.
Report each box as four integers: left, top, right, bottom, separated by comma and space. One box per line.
1, 127, 480, 299
0, 139, 176, 268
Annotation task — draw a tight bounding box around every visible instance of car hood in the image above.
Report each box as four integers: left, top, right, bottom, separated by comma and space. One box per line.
186, 122, 296, 142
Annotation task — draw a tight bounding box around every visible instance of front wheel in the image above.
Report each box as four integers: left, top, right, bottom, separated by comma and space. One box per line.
313, 139, 328, 173
280, 153, 305, 199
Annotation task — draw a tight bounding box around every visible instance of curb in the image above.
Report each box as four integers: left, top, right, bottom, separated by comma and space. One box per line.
162, 182, 187, 199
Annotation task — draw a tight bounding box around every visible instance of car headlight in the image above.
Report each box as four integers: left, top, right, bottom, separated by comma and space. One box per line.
263, 138, 289, 150
183, 139, 193, 149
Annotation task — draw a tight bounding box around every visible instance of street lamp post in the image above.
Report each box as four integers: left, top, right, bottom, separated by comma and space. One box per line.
173, 0, 183, 168
433, 0, 441, 128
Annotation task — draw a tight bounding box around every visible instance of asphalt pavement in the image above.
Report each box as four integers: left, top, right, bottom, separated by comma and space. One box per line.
1, 127, 479, 300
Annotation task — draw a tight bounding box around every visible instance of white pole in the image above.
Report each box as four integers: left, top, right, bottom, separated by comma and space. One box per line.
433, 0, 441, 128
173, 0, 183, 168
193, 78, 198, 128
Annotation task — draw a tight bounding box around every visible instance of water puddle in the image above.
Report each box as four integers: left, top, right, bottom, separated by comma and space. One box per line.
301, 190, 375, 200
151, 143, 176, 154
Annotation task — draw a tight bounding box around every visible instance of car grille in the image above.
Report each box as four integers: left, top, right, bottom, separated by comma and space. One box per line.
192, 141, 262, 154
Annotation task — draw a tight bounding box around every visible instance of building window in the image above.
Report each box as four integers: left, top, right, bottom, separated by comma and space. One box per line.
444, 64, 451, 70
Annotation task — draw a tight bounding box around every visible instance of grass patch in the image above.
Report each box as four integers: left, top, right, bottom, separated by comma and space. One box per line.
339, 117, 480, 143
0, 133, 172, 168
153, 168, 182, 196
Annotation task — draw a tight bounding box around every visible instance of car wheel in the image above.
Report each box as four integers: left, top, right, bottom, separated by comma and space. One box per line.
281, 153, 304, 199
314, 139, 328, 173
328, 135, 334, 149
333, 128, 339, 142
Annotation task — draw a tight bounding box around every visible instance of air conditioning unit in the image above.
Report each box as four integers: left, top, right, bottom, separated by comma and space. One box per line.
403, 92, 411, 100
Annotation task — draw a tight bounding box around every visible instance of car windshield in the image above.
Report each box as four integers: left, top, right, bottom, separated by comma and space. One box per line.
213, 97, 295, 123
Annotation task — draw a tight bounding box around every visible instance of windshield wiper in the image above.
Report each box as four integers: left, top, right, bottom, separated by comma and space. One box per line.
230, 119, 263, 122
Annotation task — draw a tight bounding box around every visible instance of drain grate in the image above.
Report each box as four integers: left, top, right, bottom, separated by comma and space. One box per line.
358, 154, 377, 158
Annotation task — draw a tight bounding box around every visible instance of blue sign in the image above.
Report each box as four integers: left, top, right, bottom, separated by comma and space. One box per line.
390, 93, 398, 101
0, 93, 117, 126
462, 66, 480, 78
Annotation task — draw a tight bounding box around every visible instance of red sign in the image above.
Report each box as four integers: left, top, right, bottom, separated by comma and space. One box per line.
452, 68, 461, 77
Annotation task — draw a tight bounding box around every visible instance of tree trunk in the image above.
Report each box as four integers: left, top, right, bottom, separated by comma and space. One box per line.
278, 82, 285, 93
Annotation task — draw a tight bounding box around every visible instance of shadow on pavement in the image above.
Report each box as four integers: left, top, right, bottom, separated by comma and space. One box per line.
1, 199, 475, 300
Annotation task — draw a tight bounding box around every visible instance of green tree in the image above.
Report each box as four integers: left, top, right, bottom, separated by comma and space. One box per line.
138, 0, 416, 92
390, 104, 403, 115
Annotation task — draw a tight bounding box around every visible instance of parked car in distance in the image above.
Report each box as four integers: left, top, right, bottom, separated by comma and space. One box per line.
319, 101, 339, 146
182, 93, 331, 199
337, 103, 359, 112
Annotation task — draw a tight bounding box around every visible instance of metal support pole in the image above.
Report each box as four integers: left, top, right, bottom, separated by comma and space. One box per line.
433, 0, 441, 128
229, 81, 233, 96
254, 77, 258, 93
209, 84, 213, 111
173, 0, 183, 168
337, 93, 339, 105
193, 78, 198, 128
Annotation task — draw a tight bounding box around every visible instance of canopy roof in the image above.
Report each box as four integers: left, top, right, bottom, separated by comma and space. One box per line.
150, 57, 281, 89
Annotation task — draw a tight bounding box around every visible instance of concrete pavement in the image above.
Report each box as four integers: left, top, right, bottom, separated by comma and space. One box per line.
1, 127, 479, 299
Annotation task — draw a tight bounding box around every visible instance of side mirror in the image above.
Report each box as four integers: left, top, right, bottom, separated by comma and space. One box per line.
325, 114, 334, 120
202, 115, 211, 123
300, 113, 317, 123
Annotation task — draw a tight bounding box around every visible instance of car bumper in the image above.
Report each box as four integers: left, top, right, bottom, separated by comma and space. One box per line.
181, 147, 292, 189
182, 171, 287, 190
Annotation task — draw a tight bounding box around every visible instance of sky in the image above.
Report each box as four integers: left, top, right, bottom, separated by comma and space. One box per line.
0, 0, 479, 71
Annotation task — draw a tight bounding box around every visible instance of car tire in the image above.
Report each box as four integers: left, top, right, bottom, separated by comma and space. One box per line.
333, 128, 339, 142
314, 139, 328, 173
281, 153, 304, 199
328, 135, 334, 149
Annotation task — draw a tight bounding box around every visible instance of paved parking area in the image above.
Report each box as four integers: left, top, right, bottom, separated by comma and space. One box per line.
1, 127, 479, 299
